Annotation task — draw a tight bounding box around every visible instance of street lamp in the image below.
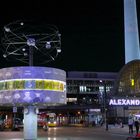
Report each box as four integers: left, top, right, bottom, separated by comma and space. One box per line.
100, 80, 108, 131
104, 81, 108, 131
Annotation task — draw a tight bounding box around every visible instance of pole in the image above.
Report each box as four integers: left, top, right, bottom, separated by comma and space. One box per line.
104, 81, 108, 131
24, 106, 37, 140
29, 46, 33, 66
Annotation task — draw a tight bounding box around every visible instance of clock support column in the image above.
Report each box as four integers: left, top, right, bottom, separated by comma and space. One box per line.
24, 106, 38, 140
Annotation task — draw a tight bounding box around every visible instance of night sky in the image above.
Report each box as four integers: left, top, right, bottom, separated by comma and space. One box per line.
0, 0, 139, 72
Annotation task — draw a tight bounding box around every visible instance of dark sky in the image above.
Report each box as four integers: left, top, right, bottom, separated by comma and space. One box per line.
0, 0, 139, 72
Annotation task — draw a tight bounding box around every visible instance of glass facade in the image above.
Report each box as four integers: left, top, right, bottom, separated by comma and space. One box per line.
115, 60, 140, 96
66, 72, 117, 107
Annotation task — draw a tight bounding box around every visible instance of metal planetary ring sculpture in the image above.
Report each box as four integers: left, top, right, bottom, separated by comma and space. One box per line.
1, 20, 61, 65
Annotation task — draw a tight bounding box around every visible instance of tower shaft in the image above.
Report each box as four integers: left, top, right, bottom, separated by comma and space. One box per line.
124, 0, 140, 63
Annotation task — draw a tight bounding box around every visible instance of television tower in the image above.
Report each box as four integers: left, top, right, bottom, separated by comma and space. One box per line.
124, 0, 140, 63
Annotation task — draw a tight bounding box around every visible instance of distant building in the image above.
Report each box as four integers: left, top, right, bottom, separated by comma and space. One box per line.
65, 71, 117, 124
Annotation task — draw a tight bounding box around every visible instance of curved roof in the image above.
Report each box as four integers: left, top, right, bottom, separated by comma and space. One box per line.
114, 60, 140, 97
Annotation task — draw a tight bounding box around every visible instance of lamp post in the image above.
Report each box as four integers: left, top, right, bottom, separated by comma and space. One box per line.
104, 82, 108, 131
100, 80, 108, 131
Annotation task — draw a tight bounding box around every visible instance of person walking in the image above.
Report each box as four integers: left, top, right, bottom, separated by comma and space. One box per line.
128, 116, 134, 134
134, 118, 140, 134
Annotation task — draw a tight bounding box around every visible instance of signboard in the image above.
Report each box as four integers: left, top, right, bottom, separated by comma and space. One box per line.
109, 99, 140, 106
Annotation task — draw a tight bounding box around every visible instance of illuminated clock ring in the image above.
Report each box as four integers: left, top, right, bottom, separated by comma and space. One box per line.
0, 66, 66, 106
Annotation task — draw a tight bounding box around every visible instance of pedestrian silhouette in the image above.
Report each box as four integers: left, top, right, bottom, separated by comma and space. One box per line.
128, 116, 134, 134
134, 118, 140, 134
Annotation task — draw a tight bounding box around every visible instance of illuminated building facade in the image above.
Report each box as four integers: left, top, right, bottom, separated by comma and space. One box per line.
111, 60, 140, 123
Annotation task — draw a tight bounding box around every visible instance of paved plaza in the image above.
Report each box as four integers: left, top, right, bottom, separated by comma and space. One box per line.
0, 125, 136, 140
